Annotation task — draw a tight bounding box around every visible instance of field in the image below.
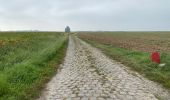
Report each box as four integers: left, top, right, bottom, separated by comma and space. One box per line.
0, 32, 68, 100
78, 32, 170, 89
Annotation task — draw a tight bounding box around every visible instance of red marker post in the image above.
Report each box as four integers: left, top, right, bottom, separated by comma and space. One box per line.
151, 52, 160, 64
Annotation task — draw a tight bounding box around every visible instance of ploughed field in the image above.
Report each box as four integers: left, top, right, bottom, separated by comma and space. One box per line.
78, 32, 170, 90
79, 32, 170, 53
0, 32, 68, 100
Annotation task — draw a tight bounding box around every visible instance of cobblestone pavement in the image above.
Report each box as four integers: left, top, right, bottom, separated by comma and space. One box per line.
39, 35, 170, 100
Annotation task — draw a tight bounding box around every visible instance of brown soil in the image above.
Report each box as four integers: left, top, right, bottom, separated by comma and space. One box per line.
79, 32, 170, 53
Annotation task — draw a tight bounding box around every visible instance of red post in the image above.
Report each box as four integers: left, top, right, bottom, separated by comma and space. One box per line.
151, 52, 160, 64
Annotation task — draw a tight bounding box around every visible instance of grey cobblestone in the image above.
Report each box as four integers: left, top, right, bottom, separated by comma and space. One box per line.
39, 35, 170, 100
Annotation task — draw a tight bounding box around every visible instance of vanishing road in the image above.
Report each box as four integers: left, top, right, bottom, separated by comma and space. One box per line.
39, 35, 170, 100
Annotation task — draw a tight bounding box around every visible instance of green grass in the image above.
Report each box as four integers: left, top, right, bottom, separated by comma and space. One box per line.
80, 35, 170, 90
0, 32, 68, 100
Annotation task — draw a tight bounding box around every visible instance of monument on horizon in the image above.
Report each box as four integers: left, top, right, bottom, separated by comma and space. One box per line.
65, 26, 71, 33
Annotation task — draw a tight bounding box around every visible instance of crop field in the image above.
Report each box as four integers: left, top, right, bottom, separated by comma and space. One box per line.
78, 32, 170, 89
0, 32, 68, 100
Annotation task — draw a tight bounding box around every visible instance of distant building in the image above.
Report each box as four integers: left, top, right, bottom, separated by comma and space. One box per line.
65, 26, 71, 33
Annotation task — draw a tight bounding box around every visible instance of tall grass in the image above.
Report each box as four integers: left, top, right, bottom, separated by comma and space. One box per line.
0, 32, 68, 100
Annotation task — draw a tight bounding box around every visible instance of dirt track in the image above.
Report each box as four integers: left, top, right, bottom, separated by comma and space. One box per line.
39, 35, 170, 100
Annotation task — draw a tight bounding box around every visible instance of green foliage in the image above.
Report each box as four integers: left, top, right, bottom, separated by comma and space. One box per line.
0, 75, 11, 97
0, 32, 68, 100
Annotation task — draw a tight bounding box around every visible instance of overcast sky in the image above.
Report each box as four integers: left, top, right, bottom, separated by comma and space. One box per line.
0, 0, 169, 31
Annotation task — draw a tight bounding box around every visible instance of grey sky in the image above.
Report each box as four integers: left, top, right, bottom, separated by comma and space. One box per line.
0, 0, 169, 31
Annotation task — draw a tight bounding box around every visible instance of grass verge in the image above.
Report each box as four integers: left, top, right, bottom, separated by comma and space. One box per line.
0, 32, 68, 100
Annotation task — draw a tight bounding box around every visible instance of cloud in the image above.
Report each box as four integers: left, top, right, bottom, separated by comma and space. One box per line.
0, 0, 169, 31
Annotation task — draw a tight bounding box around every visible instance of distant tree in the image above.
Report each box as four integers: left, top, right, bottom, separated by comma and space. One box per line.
65, 26, 71, 33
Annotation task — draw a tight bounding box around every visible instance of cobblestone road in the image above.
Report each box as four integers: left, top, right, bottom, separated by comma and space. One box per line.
39, 35, 170, 100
